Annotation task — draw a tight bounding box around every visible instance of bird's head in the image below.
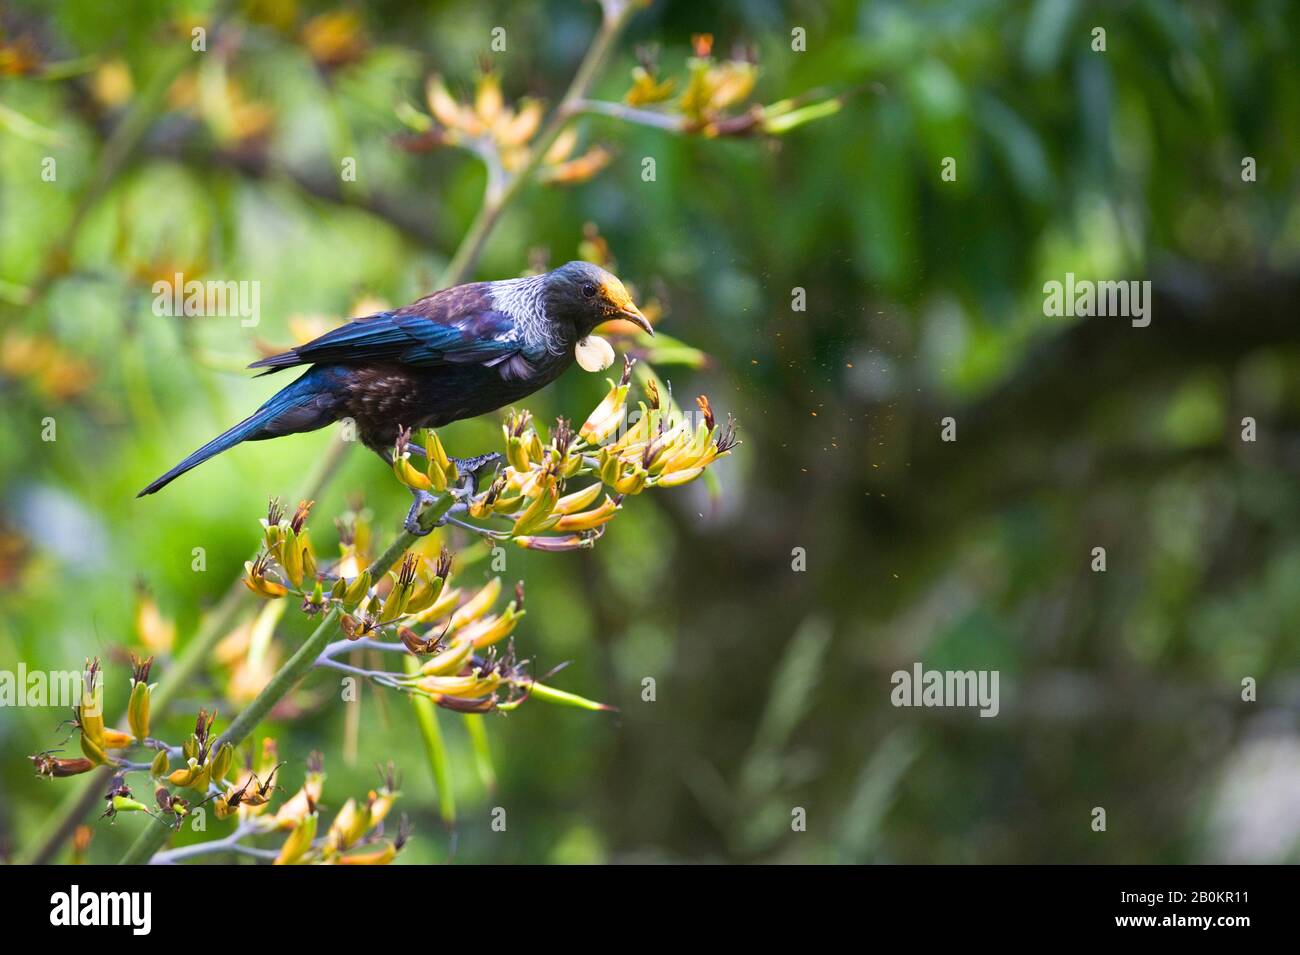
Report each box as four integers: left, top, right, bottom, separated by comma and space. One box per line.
545, 261, 655, 338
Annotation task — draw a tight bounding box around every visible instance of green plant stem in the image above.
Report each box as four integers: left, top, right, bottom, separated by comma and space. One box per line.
463, 713, 498, 795
437, 0, 638, 288
406, 655, 456, 826
569, 98, 688, 132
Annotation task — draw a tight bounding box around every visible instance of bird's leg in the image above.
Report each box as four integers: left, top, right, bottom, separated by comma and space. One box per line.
401, 453, 502, 536
404, 488, 439, 537
449, 452, 503, 504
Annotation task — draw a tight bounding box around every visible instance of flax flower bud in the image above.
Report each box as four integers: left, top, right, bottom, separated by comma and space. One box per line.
510, 476, 560, 536
554, 481, 602, 515
419, 635, 475, 675
127, 654, 155, 742
342, 569, 372, 608
150, 749, 170, 777
392, 448, 433, 492
423, 428, 458, 491
458, 601, 525, 650
77, 660, 107, 764
512, 533, 593, 552
552, 495, 619, 531
244, 552, 287, 598
579, 371, 632, 444
378, 554, 421, 623
368, 765, 401, 827
447, 577, 502, 632
275, 812, 318, 865
211, 741, 234, 784
167, 757, 211, 791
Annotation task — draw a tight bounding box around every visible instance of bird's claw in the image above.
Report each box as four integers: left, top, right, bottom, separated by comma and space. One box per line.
450, 452, 503, 501
403, 453, 502, 536
451, 452, 503, 481
404, 489, 438, 537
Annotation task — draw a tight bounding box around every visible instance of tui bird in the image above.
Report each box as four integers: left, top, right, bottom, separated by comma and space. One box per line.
137, 261, 653, 513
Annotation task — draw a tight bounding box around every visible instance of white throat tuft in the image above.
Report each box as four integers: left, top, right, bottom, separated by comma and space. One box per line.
489, 275, 564, 356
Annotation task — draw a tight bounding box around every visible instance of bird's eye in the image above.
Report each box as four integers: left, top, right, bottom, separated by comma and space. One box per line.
582, 283, 597, 298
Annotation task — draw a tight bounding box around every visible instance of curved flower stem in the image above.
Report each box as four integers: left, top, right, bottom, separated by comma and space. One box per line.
317, 637, 407, 658
315, 655, 406, 689
438, 0, 640, 288
150, 823, 277, 864
568, 99, 688, 132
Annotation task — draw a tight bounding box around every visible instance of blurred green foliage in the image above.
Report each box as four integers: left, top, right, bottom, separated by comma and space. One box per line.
2, 0, 1300, 863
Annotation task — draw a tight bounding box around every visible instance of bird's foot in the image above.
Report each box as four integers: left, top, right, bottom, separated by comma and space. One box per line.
449, 452, 503, 502
403, 453, 502, 535
451, 452, 503, 480
404, 489, 438, 537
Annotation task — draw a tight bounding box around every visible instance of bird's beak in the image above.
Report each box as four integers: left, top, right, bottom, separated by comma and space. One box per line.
618, 304, 655, 336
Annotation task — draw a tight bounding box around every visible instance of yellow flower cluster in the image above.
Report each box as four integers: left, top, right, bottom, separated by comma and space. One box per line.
622, 33, 845, 138
217, 747, 409, 864
243, 498, 318, 597
410, 71, 611, 184
394, 357, 737, 552
30, 657, 159, 780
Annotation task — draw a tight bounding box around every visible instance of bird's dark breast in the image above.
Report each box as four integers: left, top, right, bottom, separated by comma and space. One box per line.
337, 358, 569, 451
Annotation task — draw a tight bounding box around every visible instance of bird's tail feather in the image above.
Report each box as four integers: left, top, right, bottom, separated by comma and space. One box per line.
137, 369, 336, 497
136, 413, 267, 497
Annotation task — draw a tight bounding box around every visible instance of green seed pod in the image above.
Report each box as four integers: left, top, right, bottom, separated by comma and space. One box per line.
343, 570, 372, 608
211, 741, 233, 784
150, 749, 170, 777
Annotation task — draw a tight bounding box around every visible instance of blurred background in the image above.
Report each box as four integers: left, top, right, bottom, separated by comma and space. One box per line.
2, 0, 1300, 864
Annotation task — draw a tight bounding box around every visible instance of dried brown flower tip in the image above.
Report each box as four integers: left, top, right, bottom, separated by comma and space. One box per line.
335, 514, 356, 546
397, 552, 420, 588
398, 625, 442, 655
435, 546, 453, 580
695, 394, 715, 431
644, 378, 660, 410
291, 499, 315, 534
377, 760, 402, 794
31, 752, 96, 778
552, 417, 575, 456
395, 813, 414, 850
83, 657, 101, 697
341, 612, 378, 641
105, 776, 132, 801
505, 408, 532, 439
715, 414, 739, 453
130, 653, 154, 685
